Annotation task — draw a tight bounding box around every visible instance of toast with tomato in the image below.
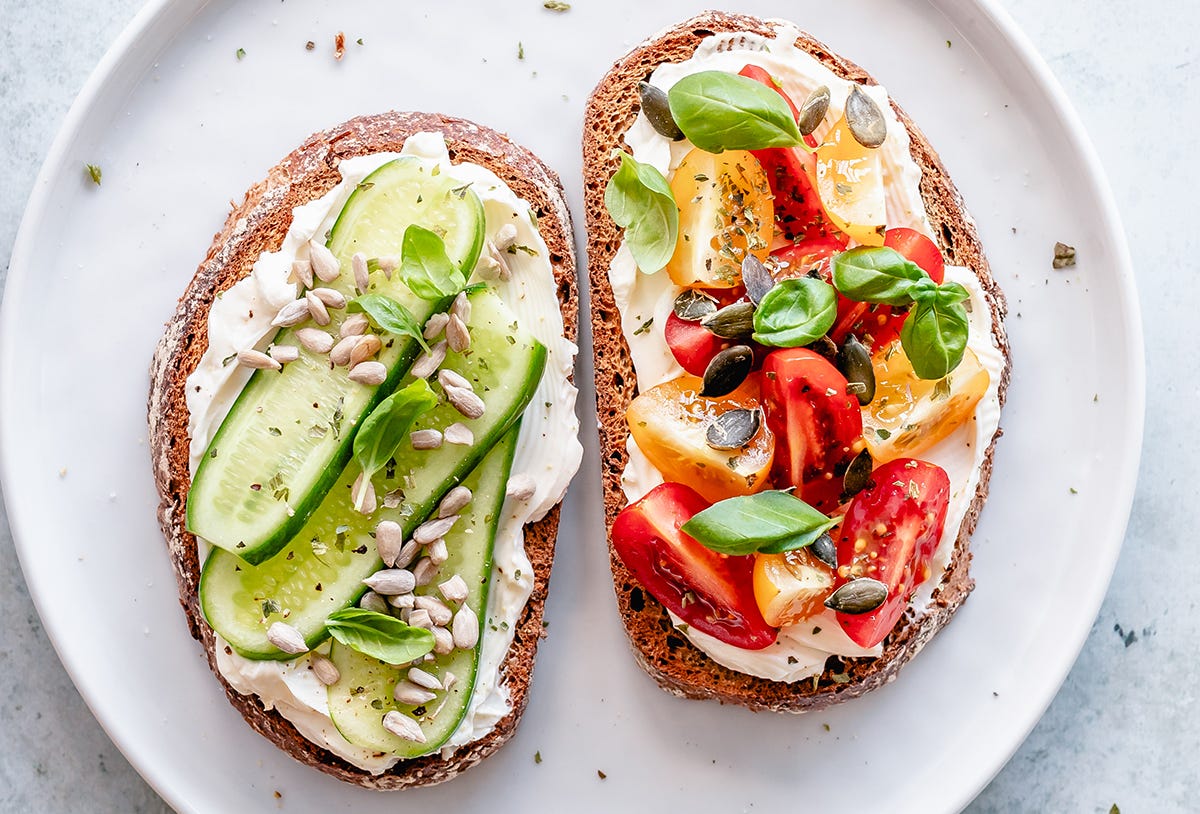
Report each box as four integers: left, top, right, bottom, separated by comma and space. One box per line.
583, 12, 1011, 711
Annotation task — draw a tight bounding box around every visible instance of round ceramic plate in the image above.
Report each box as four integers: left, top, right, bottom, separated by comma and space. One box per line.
0, 0, 1142, 811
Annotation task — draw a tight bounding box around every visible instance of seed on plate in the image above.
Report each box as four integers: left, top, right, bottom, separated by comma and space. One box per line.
376, 254, 399, 279
705, 408, 761, 450
838, 335, 875, 406
330, 335, 358, 366
410, 341, 448, 379
306, 292, 330, 326
310, 287, 346, 310
412, 557, 439, 586
348, 361, 387, 385
431, 626, 454, 655
451, 606, 479, 650
437, 486, 472, 518
443, 422, 474, 447
352, 252, 369, 293
310, 654, 340, 686
494, 223, 519, 252
844, 84, 887, 148
701, 301, 755, 338
438, 369, 472, 391
352, 470, 377, 515
388, 593, 415, 611
673, 289, 719, 322
407, 667, 441, 690
308, 239, 341, 282
291, 257, 314, 289
414, 516, 458, 545
474, 253, 502, 281
406, 608, 433, 630
841, 447, 874, 501
266, 622, 308, 655
809, 533, 838, 570
741, 255, 775, 306
486, 239, 511, 281
268, 345, 300, 364
445, 385, 485, 419
441, 671, 458, 690
410, 429, 443, 450
393, 539, 422, 570
415, 595, 452, 626
237, 349, 282, 371
426, 538, 449, 567
296, 328, 334, 354
797, 85, 831, 137
506, 473, 536, 501
271, 298, 311, 327
438, 574, 469, 605
340, 312, 370, 338
374, 520, 404, 567
382, 710, 427, 742
638, 80, 685, 140
701, 345, 753, 397
446, 314, 470, 352
359, 591, 388, 614
824, 577, 888, 615
349, 334, 382, 366
451, 291, 471, 324
423, 312, 450, 340
363, 568, 416, 596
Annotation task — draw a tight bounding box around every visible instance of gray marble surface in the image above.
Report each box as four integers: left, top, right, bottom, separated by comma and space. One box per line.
0, 0, 1192, 811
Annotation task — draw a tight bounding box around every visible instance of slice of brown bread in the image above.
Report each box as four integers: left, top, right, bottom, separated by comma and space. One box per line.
583, 12, 1012, 713
147, 111, 577, 788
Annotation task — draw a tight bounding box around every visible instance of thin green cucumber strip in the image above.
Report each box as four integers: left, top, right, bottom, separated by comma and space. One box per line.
199, 288, 545, 659
187, 156, 485, 564
327, 426, 517, 756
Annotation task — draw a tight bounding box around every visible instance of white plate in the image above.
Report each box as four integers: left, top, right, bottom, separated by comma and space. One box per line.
0, 1, 1142, 811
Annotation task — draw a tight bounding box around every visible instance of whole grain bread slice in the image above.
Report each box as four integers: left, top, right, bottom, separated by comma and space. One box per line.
583, 12, 1012, 713
147, 111, 577, 788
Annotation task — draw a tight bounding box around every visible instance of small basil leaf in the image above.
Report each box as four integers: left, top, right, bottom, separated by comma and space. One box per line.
900, 296, 970, 379
681, 490, 834, 555
604, 152, 678, 274
752, 277, 837, 347
325, 608, 435, 665
348, 293, 432, 354
756, 516, 842, 554
352, 379, 438, 508
400, 224, 466, 300
936, 281, 971, 305
832, 246, 927, 305
667, 71, 803, 153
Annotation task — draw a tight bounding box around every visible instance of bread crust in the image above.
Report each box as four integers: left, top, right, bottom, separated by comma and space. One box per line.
147, 112, 577, 787
583, 12, 1012, 712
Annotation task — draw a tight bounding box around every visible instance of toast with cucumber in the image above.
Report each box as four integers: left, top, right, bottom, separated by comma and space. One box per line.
148, 112, 580, 787
584, 12, 1011, 711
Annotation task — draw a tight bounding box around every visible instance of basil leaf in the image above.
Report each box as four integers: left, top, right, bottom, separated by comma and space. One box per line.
352, 379, 438, 508
900, 296, 969, 379
752, 277, 837, 347
325, 608, 435, 665
935, 281, 971, 305
400, 224, 466, 300
667, 71, 803, 153
756, 517, 842, 554
604, 152, 678, 274
832, 246, 927, 305
681, 491, 834, 555
348, 293, 431, 354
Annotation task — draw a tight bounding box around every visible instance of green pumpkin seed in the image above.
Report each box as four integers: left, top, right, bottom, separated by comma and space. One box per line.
705, 407, 760, 450
838, 335, 875, 406
701, 301, 755, 338
841, 447, 873, 501
845, 85, 887, 149
809, 533, 837, 569
741, 255, 776, 305
824, 577, 888, 614
638, 81, 685, 141
673, 289, 718, 322
701, 345, 753, 397
797, 85, 831, 136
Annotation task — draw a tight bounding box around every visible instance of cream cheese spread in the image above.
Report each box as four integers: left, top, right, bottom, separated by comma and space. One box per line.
186, 133, 581, 771
609, 23, 1003, 683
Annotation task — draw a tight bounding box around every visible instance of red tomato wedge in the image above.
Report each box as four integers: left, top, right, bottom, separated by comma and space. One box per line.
833, 458, 950, 648
760, 349, 863, 512
611, 483, 777, 649
739, 65, 848, 245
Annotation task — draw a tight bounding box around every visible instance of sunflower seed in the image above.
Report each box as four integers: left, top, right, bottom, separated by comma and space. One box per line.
348, 361, 386, 385
266, 622, 308, 654
305, 292, 330, 326
423, 312, 450, 340
415, 595, 452, 626
506, 473, 536, 501
431, 626, 454, 655
374, 520, 404, 567
414, 516, 458, 545
237, 349, 282, 371
701, 301, 755, 338
308, 239, 341, 282
474, 253, 503, 281
268, 345, 300, 364
393, 539, 421, 570
350, 334, 382, 366
407, 667, 441, 690
310, 654, 340, 686
272, 298, 311, 327
446, 314, 470, 353
842, 447, 874, 501
382, 710, 426, 742
340, 312, 370, 338
673, 289, 719, 321
388, 592, 415, 609
352, 252, 369, 293
363, 568, 416, 596
412, 557, 439, 586
485, 239, 511, 281
410, 429, 443, 450
845, 84, 887, 148
706, 408, 760, 450
438, 574, 469, 605
407, 608, 434, 630
441, 671, 458, 690
494, 223, 519, 252
437, 486, 472, 518
359, 590, 388, 613
291, 258, 314, 289
410, 341, 447, 379
701, 345, 753, 397
426, 538, 449, 566
638, 81, 685, 140
452, 606, 479, 649
310, 287, 346, 309
445, 385, 484, 419
797, 85, 831, 136
824, 577, 888, 614
443, 422, 474, 446
330, 335, 359, 366
810, 533, 838, 570
352, 471, 377, 514
741, 255, 776, 305
296, 328, 334, 354
438, 369, 472, 391
838, 335, 875, 406
392, 681, 436, 706
451, 291, 471, 323
376, 255, 399, 279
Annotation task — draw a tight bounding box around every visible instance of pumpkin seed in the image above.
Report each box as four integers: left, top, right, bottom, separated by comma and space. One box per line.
673, 289, 718, 322
809, 533, 838, 570
705, 408, 760, 450
701, 345, 753, 397
824, 577, 888, 614
838, 335, 875, 405
841, 447, 873, 501
845, 85, 887, 149
638, 81, 684, 141
741, 255, 776, 305
701, 301, 755, 338
797, 85, 831, 136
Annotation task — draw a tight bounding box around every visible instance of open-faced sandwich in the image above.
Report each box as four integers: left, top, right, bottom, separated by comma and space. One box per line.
148, 112, 580, 786
584, 12, 1010, 711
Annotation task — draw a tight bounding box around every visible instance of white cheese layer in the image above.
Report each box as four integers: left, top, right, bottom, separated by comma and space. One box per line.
187, 133, 581, 771
610, 24, 1003, 683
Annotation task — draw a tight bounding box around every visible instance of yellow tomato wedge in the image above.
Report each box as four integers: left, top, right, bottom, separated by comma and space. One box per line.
666, 148, 774, 289
626, 374, 773, 503
752, 548, 835, 628
815, 114, 887, 247
864, 341, 990, 462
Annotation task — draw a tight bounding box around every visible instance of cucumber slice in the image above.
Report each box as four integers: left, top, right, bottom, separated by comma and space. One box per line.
326, 426, 517, 756
199, 288, 546, 659
187, 157, 486, 564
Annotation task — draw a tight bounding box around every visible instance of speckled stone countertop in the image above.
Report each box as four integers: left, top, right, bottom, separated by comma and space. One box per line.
0, 1, 1192, 811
